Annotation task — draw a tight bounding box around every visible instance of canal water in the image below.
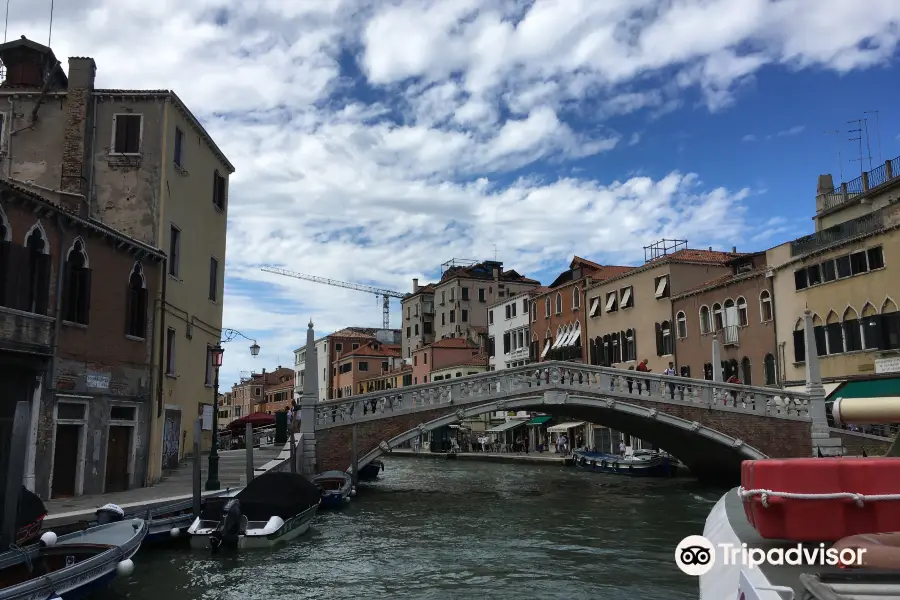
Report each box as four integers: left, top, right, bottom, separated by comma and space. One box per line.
99, 457, 725, 600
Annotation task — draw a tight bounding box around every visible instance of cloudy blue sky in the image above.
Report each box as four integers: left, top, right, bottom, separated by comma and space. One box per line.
11, 0, 900, 387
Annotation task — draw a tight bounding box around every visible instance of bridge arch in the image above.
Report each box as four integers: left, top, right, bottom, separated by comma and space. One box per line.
353, 396, 767, 484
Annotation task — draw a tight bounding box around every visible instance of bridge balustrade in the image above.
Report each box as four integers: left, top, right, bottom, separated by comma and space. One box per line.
314, 362, 812, 427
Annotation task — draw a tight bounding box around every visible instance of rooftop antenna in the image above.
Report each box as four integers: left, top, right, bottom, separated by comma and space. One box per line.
824, 130, 844, 183
847, 120, 865, 179
493, 244, 497, 261
4, 0, 10, 43
862, 117, 874, 171
48, 0, 55, 46
864, 110, 883, 164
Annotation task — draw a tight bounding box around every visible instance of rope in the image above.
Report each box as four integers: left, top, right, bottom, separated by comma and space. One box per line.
738, 486, 900, 508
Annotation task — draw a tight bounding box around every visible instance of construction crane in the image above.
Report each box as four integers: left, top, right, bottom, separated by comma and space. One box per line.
261, 266, 406, 329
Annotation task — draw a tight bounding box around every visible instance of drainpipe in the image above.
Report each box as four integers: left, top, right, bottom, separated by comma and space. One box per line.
766, 271, 781, 385
6, 97, 14, 179
86, 95, 98, 217
156, 258, 168, 420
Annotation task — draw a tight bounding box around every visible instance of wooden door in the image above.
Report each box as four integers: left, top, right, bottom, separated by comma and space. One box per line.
162, 409, 181, 471
51, 425, 80, 498
105, 426, 131, 493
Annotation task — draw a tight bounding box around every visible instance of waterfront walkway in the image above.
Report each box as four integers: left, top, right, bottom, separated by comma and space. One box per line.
390, 448, 573, 465
43, 446, 281, 527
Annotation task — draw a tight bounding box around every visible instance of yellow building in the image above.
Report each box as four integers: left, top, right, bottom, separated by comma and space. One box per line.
769, 156, 900, 385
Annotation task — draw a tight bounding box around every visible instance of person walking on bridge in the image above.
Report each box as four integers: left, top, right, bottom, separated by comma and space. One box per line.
636, 358, 651, 393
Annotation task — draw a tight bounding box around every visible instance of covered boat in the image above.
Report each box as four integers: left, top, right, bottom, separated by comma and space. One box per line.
312, 471, 352, 508
14, 487, 47, 546
573, 449, 675, 477
0, 518, 146, 600
187, 472, 320, 551
357, 459, 384, 481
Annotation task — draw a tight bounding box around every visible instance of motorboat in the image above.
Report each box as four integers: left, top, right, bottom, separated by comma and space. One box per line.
187, 472, 320, 551
357, 459, 384, 481
0, 517, 146, 600
573, 449, 676, 477
312, 471, 353, 509
700, 388, 900, 599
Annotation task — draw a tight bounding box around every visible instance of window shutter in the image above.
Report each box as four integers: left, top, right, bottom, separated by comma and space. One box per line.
655, 322, 663, 356
0, 242, 8, 306
114, 117, 127, 152
502, 332, 509, 353
792, 330, 805, 363
60, 261, 73, 320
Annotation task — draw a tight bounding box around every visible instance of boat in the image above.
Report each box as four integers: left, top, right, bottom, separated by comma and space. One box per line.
699, 388, 900, 599
0, 518, 146, 600
312, 471, 353, 508
186, 472, 320, 551
357, 459, 384, 481
573, 449, 676, 477
14, 487, 47, 547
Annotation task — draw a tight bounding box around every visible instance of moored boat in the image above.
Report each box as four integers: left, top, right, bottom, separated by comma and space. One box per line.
14, 487, 47, 547
312, 471, 353, 508
573, 449, 676, 477
357, 459, 384, 482
0, 518, 146, 600
186, 472, 320, 551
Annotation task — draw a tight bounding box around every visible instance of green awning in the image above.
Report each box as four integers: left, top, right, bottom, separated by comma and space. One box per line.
526, 415, 552, 426
827, 377, 900, 403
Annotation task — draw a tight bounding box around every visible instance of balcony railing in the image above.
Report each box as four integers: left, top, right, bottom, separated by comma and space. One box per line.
790, 209, 885, 257
819, 156, 900, 213
722, 325, 739, 347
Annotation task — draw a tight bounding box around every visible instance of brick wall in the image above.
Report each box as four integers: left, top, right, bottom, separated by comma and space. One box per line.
58, 57, 95, 212
315, 395, 814, 473
832, 429, 893, 456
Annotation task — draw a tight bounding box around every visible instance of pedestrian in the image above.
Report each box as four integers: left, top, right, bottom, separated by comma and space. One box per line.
664, 361, 677, 400
626, 365, 635, 394
727, 374, 740, 403
618, 440, 626, 457
636, 358, 651, 393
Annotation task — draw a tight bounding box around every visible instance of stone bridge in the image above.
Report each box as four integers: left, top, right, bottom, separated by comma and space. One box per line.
293, 312, 889, 484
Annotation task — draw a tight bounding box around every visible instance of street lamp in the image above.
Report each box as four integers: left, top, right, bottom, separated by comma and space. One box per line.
206, 329, 259, 492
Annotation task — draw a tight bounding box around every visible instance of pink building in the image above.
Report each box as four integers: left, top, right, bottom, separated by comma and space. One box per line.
411, 338, 481, 385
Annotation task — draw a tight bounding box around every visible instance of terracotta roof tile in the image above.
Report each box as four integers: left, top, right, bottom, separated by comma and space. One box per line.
329, 328, 376, 340
421, 338, 480, 350
448, 353, 489, 368
651, 248, 747, 265
338, 343, 400, 360
673, 268, 766, 298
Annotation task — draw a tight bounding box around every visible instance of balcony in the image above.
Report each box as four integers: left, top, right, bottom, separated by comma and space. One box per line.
790, 209, 886, 257
818, 155, 900, 213
423, 302, 434, 315
0, 305, 53, 355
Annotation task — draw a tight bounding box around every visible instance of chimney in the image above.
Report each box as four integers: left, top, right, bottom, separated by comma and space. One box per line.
708, 246, 712, 251
59, 56, 96, 215
732, 246, 737, 253
412, 278, 419, 293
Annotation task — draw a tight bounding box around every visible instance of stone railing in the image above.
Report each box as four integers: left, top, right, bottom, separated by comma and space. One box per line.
314, 361, 813, 427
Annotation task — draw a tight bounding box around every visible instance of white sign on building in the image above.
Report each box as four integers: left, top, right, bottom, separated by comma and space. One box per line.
875, 356, 900, 375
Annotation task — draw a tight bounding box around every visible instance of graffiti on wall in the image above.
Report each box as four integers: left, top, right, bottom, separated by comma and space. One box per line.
162, 409, 181, 471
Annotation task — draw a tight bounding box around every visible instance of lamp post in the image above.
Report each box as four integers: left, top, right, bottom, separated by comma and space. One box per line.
206, 329, 260, 491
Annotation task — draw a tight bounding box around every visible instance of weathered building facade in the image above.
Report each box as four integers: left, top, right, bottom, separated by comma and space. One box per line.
671, 252, 778, 385
0, 37, 235, 484
0, 182, 163, 499
583, 247, 738, 374
411, 337, 481, 385
487, 291, 534, 370
401, 280, 435, 360
333, 340, 401, 399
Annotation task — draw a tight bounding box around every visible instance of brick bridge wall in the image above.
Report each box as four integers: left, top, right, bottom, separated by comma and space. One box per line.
832, 429, 893, 456
315, 395, 814, 473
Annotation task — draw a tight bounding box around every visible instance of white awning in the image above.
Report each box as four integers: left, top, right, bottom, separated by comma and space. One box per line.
655, 276, 668, 299
567, 329, 581, 347
621, 287, 632, 307
589, 297, 600, 317
547, 421, 585, 433
486, 419, 527, 434
540, 339, 551, 359
605, 294, 616, 312
551, 331, 566, 349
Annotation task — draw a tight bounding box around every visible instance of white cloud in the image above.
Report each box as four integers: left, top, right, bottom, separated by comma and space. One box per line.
742, 125, 805, 142
10, 0, 900, 386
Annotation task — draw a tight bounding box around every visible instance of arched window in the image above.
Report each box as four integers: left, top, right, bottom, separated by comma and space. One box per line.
676, 311, 687, 338
609, 333, 620, 363
842, 306, 863, 352
741, 357, 752, 386
63, 237, 92, 325
624, 328, 636, 362
727, 358, 739, 380
545, 297, 550, 317
812, 313, 826, 357
699, 305, 711, 334
759, 290, 772, 322
793, 318, 805, 363
20, 223, 51, 315
126, 262, 148, 338
882, 298, 900, 351
660, 320, 673, 355
572, 286, 580, 309
736, 296, 748, 327
531, 303, 536, 322
555, 292, 562, 314
0, 207, 10, 307
712, 303, 723, 331
703, 362, 713, 380
825, 310, 843, 355
763, 353, 776, 385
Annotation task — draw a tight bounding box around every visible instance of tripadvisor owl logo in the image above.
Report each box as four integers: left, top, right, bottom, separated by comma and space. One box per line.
675, 535, 716, 576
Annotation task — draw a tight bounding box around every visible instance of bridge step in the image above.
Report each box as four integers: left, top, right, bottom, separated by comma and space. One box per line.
818, 446, 846, 457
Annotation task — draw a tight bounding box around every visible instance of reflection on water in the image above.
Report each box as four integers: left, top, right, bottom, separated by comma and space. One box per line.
99, 457, 724, 600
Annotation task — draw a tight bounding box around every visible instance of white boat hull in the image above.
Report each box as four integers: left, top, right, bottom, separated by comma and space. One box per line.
187, 504, 317, 550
